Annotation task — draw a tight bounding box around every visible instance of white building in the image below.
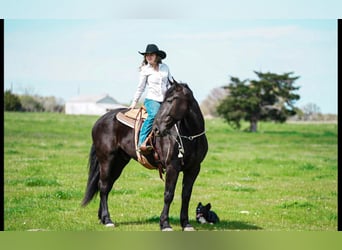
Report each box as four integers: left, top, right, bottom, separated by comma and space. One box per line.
65, 94, 126, 115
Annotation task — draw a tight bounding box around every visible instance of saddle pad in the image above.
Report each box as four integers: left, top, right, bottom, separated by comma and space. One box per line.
125, 108, 148, 120
116, 108, 148, 128
116, 112, 135, 128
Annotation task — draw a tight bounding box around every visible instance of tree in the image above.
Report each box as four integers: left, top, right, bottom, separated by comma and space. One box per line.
301, 103, 321, 121
200, 87, 228, 117
19, 95, 44, 112
217, 71, 300, 132
37, 95, 65, 112
4, 90, 22, 111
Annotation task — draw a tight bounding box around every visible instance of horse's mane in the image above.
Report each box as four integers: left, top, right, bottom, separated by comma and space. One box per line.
164, 82, 193, 102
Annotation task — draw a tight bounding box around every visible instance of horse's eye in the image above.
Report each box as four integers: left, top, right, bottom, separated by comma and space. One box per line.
166, 98, 173, 103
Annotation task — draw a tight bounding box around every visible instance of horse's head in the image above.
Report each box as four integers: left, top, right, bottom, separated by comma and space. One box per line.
153, 80, 193, 137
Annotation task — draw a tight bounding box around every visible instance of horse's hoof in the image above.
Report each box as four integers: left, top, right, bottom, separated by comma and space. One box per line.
105, 223, 115, 227
161, 227, 173, 232
183, 226, 195, 231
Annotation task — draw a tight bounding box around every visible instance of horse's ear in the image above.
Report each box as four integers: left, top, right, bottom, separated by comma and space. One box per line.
169, 77, 182, 91
170, 77, 179, 86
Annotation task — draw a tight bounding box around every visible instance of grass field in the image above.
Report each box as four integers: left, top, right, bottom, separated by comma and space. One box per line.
4, 112, 338, 231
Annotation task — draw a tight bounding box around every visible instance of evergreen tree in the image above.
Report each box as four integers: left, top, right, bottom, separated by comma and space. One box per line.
217, 71, 300, 132
4, 90, 22, 111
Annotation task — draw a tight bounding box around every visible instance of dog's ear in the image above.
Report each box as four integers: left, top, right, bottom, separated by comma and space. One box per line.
206, 203, 211, 210
198, 202, 202, 206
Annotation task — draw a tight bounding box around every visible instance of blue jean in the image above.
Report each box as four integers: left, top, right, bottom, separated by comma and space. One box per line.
139, 99, 161, 146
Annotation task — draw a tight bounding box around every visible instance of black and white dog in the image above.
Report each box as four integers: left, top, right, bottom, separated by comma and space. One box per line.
196, 202, 220, 224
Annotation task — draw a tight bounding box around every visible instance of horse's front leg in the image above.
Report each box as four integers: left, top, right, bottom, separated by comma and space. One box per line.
180, 165, 200, 231
160, 166, 179, 231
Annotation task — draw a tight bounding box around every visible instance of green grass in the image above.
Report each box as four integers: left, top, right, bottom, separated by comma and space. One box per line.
4, 112, 337, 231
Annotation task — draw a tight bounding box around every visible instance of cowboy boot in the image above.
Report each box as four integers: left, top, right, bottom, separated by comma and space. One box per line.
139, 136, 153, 155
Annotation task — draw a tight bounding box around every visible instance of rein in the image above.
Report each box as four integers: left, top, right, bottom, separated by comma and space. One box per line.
134, 107, 165, 180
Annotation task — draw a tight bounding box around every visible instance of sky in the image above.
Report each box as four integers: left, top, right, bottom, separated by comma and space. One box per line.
2, 1, 340, 114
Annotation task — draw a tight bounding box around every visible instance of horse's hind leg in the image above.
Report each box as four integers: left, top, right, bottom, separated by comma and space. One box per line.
98, 152, 129, 227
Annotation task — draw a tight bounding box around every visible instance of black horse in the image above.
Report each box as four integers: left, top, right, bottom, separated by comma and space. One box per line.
82, 81, 208, 231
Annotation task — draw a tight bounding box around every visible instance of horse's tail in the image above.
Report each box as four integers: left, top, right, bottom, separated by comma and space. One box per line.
81, 144, 100, 207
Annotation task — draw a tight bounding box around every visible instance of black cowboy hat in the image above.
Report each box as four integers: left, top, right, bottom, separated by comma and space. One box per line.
139, 44, 166, 59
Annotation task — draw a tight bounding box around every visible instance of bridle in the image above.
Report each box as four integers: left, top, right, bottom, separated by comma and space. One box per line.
179, 131, 206, 141
170, 125, 206, 162
154, 83, 206, 164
